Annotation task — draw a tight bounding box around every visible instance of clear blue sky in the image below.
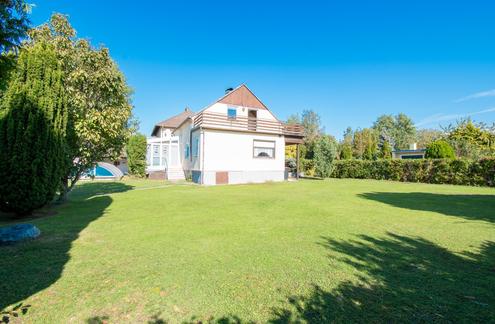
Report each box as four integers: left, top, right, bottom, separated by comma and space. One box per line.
29, 0, 495, 138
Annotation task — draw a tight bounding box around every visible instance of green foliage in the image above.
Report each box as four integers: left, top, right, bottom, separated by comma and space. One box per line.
339, 143, 353, 160
1, 0, 31, 97
353, 128, 378, 160
339, 127, 353, 160
28, 14, 133, 197
415, 128, 443, 149
425, 140, 455, 159
394, 113, 416, 149
0, 52, 16, 97
373, 114, 395, 146
301, 109, 323, 143
126, 133, 147, 177
285, 144, 297, 159
0, 42, 70, 214
331, 158, 495, 187
373, 113, 416, 150
445, 119, 495, 159
302, 158, 315, 176
380, 139, 392, 159
286, 114, 300, 125
0, 0, 30, 52
314, 135, 338, 177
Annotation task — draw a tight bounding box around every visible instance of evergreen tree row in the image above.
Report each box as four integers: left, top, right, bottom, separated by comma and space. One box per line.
0, 42, 72, 215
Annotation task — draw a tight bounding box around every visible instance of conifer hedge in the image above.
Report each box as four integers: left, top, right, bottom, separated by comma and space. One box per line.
331, 158, 495, 187
0, 43, 71, 215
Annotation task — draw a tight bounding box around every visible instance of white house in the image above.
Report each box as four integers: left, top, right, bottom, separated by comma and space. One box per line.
392, 143, 426, 159
146, 85, 304, 185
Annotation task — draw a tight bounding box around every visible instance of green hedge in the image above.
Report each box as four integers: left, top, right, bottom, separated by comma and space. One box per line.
331, 158, 495, 187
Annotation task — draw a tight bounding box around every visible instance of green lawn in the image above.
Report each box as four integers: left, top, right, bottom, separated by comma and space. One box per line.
1, 179, 494, 323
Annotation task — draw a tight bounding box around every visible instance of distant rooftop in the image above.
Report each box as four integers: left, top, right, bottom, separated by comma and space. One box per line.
151, 108, 194, 136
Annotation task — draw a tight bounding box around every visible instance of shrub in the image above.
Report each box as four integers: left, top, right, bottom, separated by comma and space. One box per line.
339, 144, 353, 160
379, 140, 393, 159
126, 133, 147, 177
286, 157, 297, 173
314, 136, 338, 177
426, 140, 455, 159
302, 158, 315, 177
331, 158, 495, 187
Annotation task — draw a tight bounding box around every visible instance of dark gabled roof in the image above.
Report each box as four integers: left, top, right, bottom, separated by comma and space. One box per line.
151, 107, 194, 136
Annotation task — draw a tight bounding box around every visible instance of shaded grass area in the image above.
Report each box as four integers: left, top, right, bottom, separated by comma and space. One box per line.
0, 179, 494, 323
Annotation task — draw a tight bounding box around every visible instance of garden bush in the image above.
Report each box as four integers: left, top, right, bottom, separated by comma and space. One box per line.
425, 140, 455, 159
331, 158, 495, 187
126, 133, 147, 177
314, 135, 338, 177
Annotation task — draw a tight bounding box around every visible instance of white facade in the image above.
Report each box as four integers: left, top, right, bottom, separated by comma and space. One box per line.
146, 131, 181, 171
199, 129, 285, 185
146, 85, 303, 184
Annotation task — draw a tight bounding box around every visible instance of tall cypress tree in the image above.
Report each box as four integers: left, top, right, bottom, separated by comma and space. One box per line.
0, 42, 69, 215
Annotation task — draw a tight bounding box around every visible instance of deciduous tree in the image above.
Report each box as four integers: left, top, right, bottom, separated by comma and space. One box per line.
445, 119, 495, 159
415, 128, 443, 149
394, 113, 416, 149
353, 128, 378, 160
0, 0, 30, 52
1, 0, 31, 96
372, 113, 416, 150
301, 109, 323, 143
28, 14, 133, 199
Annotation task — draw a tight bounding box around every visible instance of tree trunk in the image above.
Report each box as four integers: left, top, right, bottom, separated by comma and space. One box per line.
57, 172, 81, 202
57, 177, 70, 203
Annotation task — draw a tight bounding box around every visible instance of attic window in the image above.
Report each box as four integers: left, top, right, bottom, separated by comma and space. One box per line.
227, 108, 237, 119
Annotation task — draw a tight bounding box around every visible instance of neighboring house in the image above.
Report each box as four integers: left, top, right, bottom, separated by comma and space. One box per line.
146, 84, 304, 185
392, 143, 426, 159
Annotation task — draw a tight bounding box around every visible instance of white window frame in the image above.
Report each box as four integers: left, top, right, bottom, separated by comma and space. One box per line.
253, 140, 276, 159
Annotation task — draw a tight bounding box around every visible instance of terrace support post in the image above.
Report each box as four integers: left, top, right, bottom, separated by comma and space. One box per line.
296, 144, 300, 179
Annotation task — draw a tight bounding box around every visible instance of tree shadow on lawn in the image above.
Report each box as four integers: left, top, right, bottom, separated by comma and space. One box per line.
269, 234, 495, 323
89, 233, 494, 323
69, 181, 136, 201
359, 192, 495, 223
0, 182, 134, 320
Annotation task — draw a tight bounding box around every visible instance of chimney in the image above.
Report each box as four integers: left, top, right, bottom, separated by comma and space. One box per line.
409, 143, 417, 150
225, 87, 234, 94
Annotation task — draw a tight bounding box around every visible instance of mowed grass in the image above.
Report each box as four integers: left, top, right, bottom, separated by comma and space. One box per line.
1, 179, 494, 323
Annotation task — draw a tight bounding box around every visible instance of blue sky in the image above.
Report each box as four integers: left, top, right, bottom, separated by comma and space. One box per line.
29, 0, 495, 138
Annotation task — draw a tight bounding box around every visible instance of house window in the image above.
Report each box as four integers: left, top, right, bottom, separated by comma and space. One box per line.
253, 140, 275, 158
146, 144, 151, 165
227, 108, 237, 119
192, 137, 199, 157
152, 144, 160, 166
185, 144, 190, 159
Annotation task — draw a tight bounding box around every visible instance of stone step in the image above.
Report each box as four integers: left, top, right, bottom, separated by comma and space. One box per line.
167, 168, 185, 180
